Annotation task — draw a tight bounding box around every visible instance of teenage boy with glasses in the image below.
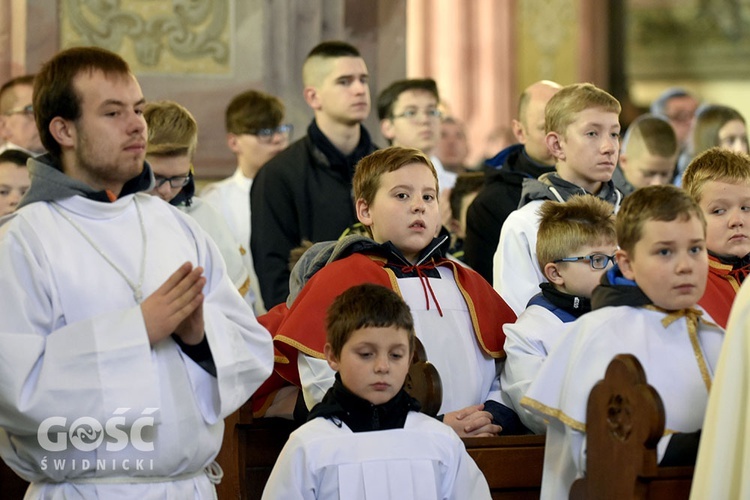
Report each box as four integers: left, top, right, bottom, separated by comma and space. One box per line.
377, 78, 455, 195
202, 89, 289, 314
500, 195, 617, 434
0, 75, 45, 155
144, 100, 253, 307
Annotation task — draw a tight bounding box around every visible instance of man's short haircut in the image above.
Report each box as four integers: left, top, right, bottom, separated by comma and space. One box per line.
0, 75, 35, 113
0, 149, 32, 168
620, 114, 678, 159
225, 90, 285, 135
682, 147, 750, 203
353, 146, 438, 207
376, 78, 439, 120
302, 40, 362, 87
545, 83, 621, 136
650, 87, 694, 117
536, 195, 616, 271
691, 104, 747, 157
144, 101, 198, 159
34, 46, 131, 160
449, 172, 484, 220
326, 283, 415, 359
616, 184, 706, 256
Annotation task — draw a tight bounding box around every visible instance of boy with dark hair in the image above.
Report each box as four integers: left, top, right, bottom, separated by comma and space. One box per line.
494, 82, 624, 314
251, 40, 377, 308
0, 149, 31, 216
682, 147, 750, 328
615, 113, 678, 195
447, 171, 484, 262
522, 185, 723, 499
501, 195, 616, 434
263, 284, 491, 499
269, 146, 520, 437
201, 89, 289, 314
0, 46, 273, 498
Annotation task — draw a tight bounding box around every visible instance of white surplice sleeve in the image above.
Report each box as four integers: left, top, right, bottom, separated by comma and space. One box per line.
492, 201, 545, 315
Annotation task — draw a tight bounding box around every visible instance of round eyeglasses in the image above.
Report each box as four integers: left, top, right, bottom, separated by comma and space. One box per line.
553, 253, 616, 270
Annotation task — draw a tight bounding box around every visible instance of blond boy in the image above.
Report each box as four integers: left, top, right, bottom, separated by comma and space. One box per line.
615, 113, 678, 195
500, 195, 616, 434
493, 83, 624, 314
263, 284, 491, 499
267, 146, 521, 436
522, 185, 723, 499
682, 147, 750, 328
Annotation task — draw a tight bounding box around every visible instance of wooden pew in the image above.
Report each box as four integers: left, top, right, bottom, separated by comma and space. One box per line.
569, 354, 694, 500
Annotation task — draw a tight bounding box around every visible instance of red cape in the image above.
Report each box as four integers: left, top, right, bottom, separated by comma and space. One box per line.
699, 255, 741, 329
268, 253, 516, 386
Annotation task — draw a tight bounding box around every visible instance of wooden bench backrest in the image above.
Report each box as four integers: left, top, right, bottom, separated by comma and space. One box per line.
569, 354, 694, 500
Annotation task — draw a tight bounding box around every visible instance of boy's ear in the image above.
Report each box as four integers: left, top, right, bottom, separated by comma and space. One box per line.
49, 117, 75, 149
543, 262, 565, 286
616, 249, 636, 280
324, 343, 340, 371
356, 198, 373, 226
226, 133, 240, 154
303, 85, 321, 110
546, 131, 566, 161
380, 118, 396, 142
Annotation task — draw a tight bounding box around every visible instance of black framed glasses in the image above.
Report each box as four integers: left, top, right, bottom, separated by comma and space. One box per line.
392, 108, 442, 121
154, 174, 191, 189
553, 253, 616, 270
3, 104, 33, 117
247, 124, 293, 143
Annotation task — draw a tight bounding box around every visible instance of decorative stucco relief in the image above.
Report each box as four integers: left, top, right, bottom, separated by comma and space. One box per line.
61, 0, 232, 74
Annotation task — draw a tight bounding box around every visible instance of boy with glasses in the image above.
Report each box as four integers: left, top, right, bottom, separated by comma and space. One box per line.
144, 100, 253, 305
500, 195, 617, 434
202, 89, 289, 314
377, 78, 455, 197
0, 75, 45, 155
251, 40, 377, 308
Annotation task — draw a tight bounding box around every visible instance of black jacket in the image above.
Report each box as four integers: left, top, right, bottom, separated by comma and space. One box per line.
250, 121, 377, 308
463, 144, 555, 283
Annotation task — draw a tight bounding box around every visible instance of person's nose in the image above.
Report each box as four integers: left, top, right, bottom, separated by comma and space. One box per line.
728, 208, 746, 228
374, 353, 389, 374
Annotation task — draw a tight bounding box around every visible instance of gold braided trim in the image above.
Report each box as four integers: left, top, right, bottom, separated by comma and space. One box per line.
274, 335, 325, 359
237, 277, 251, 297
520, 396, 586, 432
274, 354, 290, 364
708, 258, 733, 272
382, 267, 403, 296
644, 305, 712, 392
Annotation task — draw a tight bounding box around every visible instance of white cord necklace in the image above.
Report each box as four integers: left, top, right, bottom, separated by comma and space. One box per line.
52, 197, 147, 303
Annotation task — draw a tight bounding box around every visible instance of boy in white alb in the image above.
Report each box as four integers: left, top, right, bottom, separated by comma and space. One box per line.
262, 284, 491, 499
143, 100, 252, 304
201, 90, 289, 314
267, 147, 522, 437
522, 185, 724, 499
0, 47, 274, 499
493, 83, 623, 314
500, 195, 617, 434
